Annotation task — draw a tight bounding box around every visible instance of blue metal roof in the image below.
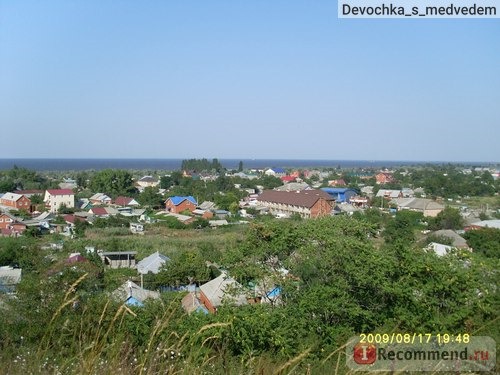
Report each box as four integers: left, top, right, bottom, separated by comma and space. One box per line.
125, 296, 144, 307
321, 188, 357, 194
168, 196, 197, 206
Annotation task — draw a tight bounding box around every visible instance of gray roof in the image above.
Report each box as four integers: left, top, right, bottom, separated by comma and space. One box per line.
139, 176, 158, 183
163, 213, 192, 222
391, 198, 444, 211
137, 251, 170, 274
470, 219, 500, 229
376, 189, 402, 198
1, 192, 24, 202
199, 273, 247, 308
32, 212, 54, 221
431, 230, 468, 248
112, 280, 160, 303
0, 266, 22, 291
274, 182, 311, 192
199, 201, 216, 210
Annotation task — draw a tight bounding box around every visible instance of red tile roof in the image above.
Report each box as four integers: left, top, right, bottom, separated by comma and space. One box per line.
115, 196, 133, 206
281, 176, 296, 182
63, 214, 87, 224
90, 207, 108, 216
15, 189, 44, 195
47, 189, 74, 196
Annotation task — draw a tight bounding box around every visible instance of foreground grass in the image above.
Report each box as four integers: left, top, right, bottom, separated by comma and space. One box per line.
2, 276, 497, 375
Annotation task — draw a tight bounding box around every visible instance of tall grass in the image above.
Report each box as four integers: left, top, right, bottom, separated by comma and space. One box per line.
1, 285, 355, 375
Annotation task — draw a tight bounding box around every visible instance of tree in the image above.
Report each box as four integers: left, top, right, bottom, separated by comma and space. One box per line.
463, 228, 500, 258
73, 220, 89, 238
256, 175, 282, 190
58, 203, 75, 214
89, 169, 137, 198
429, 207, 464, 230
156, 249, 211, 286
214, 192, 239, 211
30, 194, 43, 205
138, 187, 164, 208
238, 161, 243, 172
0, 179, 16, 193
75, 171, 89, 189
383, 212, 418, 247
160, 175, 173, 189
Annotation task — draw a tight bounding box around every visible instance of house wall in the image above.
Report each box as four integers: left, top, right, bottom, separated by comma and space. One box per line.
423, 208, 443, 217
11, 223, 26, 234
0, 214, 14, 230
103, 256, 136, 269
259, 199, 332, 219
166, 200, 197, 214
202, 211, 214, 219
0, 196, 31, 211
258, 200, 311, 218
310, 198, 334, 218
45, 192, 75, 213
199, 291, 216, 314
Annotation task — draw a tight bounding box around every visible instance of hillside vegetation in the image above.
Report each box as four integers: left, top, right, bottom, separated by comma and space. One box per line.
1, 213, 498, 374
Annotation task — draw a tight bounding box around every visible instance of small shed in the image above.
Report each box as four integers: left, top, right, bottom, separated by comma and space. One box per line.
99, 251, 137, 269
0, 266, 22, 293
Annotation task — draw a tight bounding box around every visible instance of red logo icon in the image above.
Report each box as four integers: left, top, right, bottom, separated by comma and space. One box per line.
353, 342, 377, 364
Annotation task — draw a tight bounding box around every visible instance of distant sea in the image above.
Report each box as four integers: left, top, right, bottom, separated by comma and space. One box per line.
0, 159, 493, 172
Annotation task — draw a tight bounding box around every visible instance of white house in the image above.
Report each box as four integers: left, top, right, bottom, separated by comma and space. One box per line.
44, 189, 75, 213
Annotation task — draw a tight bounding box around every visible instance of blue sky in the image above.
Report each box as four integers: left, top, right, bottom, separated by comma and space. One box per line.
1, 1, 499, 162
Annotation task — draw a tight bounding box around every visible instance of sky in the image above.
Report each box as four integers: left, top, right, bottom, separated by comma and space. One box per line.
1, 1, 499, 162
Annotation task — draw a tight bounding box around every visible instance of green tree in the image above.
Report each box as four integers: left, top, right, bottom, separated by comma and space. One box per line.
138, 187, 164, 208
463, 228, 500, 258
75, 171, 90, 189
0, 179, 16, 193
73, 220, 89, 238
429, 207, 464, 230
256, 175, 283, 190
89, 169, 137, 198
156, 249, 211, 286
214, 192, 239, 211
30, 194, 43, 205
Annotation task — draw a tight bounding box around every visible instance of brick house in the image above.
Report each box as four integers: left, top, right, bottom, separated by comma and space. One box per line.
256, 189, 334, 218
165, 196, 198, 214
0, 193, 32, 212
390, 198, 444, 217
0, 212, 17, 230
44, 189, 75, 213
0, 212, 26, 236
375, 172, 395, 185
114, 196, 140, 207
